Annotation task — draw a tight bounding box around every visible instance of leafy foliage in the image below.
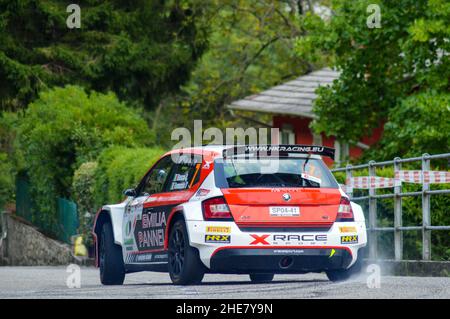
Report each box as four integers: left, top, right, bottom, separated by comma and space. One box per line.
0, 152, 14, 210
94, 147, 165, 207
154, 0, 328, 145
17, 85, 154, 225
0, 112, 23, 209
72, 161, 98, 246
295, 0, 449, 148
367, 91, 450, 160
0, 0, 213, 111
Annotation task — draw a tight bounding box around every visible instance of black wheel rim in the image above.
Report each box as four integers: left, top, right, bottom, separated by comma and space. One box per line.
169, 228, 185, 276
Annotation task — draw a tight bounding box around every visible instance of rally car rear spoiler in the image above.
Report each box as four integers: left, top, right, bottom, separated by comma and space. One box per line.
222, 144, 335, 160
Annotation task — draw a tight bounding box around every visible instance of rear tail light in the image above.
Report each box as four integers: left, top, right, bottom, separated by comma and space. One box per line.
336, 197, 354, 221
202, 196, 233, 220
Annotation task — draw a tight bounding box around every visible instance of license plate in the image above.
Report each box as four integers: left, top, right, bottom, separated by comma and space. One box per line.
269, 206, 300, 217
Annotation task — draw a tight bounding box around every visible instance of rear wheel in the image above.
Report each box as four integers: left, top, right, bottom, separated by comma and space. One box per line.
249, 273, 274, 283
99, 222, 125, 285
326, 252, 363, 282
168, 219, 205, 285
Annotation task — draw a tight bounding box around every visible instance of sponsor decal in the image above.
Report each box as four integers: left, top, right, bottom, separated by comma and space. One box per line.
196, 188, 211, 197
329, 248, 336, 258
173, 173, 188, 182
249, 234, 270, 245
125, 252, 168, 264
123, 238, 134, 246
339, 226, 357, 233
206, 226, 231, 234
125, 220, 132, 236
134, 208, 170, 251
250, 234, 328, 245
273, 249, 305, 254
223, 145, 335, 160
245, 145, 325, 153
269, 206, 300, 217
273, 234, 328, 243
301, 173, 322, 185
271, 188, 301, 193
341, 235, 358, 244
205, 235, 231, 243
170, 181, 188, 190
203, 161, 212, 169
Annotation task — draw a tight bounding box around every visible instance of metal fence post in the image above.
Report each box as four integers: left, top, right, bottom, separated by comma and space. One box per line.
346, 164, 353, 198
422, 153, 431, 260
368, 160, 377, 260
393, 157, 403, 260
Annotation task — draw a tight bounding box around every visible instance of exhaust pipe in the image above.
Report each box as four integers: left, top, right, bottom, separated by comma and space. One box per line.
279, 256, 294, 269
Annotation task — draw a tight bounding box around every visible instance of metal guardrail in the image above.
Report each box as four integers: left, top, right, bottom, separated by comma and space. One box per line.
332, 153, 450, 261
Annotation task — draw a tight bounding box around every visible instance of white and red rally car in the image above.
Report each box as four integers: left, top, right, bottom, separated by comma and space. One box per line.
93, 145, 367, 285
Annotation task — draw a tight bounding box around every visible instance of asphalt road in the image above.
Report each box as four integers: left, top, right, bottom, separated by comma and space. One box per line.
0, 266, 449, 299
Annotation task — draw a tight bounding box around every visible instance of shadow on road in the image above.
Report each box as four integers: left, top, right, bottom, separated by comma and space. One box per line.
124, 279, 329, 287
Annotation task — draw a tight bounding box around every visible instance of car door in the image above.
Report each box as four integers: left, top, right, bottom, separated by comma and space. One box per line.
123, 153, 202, 264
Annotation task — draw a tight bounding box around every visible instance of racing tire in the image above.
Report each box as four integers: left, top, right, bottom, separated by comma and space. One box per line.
168, 219, 205, 285
326, 252, 363, 282
249, 273, 274, 283
99, 222, 125, 285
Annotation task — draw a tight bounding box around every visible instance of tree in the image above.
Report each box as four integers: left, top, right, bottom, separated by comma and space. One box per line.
0, 0, 213, 111
17, 85, 154, 227
370, 91, 450, 160
0, 112, 23, 210
0, 152, 14, 210
153, 0, 329, 146
295, 0, 449, 149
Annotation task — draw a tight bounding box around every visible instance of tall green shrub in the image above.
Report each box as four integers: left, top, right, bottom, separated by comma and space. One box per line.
0, 152, 14, 210
17, 85, 154, 229
72, 162, 98, 247
0, 112, 22, 210
94, 147, 165, 207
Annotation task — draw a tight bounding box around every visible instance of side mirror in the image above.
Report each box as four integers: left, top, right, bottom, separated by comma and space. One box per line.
123, 188, 136, 197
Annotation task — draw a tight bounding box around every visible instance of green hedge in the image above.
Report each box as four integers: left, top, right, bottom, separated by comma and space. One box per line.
0, 153, 14, 210
16, 85, 154, 229
72, 162, 98, 247
0, 112, 22, 210
94, 147, 166, 207
333, 167, 450, 261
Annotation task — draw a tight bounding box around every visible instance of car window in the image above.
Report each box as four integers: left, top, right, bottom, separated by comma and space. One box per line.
214, 157, 338, 189
164, 162, 202, 192
140, 156, 174, 196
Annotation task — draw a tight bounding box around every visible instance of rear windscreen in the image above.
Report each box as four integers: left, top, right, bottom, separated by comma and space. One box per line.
214, 157, 338, 189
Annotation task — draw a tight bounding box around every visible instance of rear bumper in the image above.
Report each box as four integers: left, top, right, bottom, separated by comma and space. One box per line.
187, 219, 367, 270
209, 246, 353, 274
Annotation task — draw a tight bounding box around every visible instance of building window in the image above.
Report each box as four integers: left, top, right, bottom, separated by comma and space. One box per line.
313, 133, 323, 145
280, 124, 295, 144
